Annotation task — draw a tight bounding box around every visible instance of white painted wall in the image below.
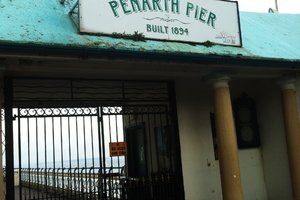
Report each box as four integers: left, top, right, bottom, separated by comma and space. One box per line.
254, 80, 292, 200
239, 149, 268, 200
176, 79, 222, 200
175, 79, 292, 200
231, 80, 292, 200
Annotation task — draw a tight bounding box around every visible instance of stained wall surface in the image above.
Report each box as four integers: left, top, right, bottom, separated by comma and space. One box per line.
176, 79, 292, 200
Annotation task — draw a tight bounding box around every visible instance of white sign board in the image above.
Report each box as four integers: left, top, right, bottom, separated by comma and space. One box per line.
79, 0, 242, 46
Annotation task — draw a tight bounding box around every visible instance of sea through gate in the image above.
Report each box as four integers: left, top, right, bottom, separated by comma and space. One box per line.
3, 78, 184, 200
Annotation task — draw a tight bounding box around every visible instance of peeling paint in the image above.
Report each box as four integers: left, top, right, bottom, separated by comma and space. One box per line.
0, 0, 299, 61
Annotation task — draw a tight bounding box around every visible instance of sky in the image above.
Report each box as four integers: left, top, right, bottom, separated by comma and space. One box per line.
236, 0, 300, 14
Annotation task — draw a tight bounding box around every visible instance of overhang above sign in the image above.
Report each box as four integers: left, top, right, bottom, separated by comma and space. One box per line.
79, 0, 242, 46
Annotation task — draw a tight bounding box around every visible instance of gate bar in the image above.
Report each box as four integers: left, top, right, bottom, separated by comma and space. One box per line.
18, 109, 22, 200
4, 78, 15, 200
168, 81, 185, 200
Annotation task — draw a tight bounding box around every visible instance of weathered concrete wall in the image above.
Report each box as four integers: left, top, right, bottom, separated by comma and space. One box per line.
176, 78, 292, 200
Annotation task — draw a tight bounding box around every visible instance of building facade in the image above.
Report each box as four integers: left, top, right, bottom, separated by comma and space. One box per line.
0, 0, 300, 199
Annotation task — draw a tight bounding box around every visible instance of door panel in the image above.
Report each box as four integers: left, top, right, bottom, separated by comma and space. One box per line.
126, 124, 147, 178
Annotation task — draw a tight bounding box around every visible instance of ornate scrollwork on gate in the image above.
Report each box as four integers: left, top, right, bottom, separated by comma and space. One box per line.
1, 109, 4, 121
102, 107, 122, 114
101, 105, 168, 115
18, 107, 98, 117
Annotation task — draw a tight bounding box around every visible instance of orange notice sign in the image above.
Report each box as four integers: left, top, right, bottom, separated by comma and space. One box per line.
109, 142, 127, 157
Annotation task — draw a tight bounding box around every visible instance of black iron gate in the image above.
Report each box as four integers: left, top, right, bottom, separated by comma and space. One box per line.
4, 78, 184, 200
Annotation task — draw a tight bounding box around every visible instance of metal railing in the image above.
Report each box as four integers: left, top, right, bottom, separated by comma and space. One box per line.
20, 167, 122, 199
16, 167, 178, 200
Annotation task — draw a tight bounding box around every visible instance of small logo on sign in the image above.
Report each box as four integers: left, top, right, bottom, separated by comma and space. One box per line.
216, 32, 236, 44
